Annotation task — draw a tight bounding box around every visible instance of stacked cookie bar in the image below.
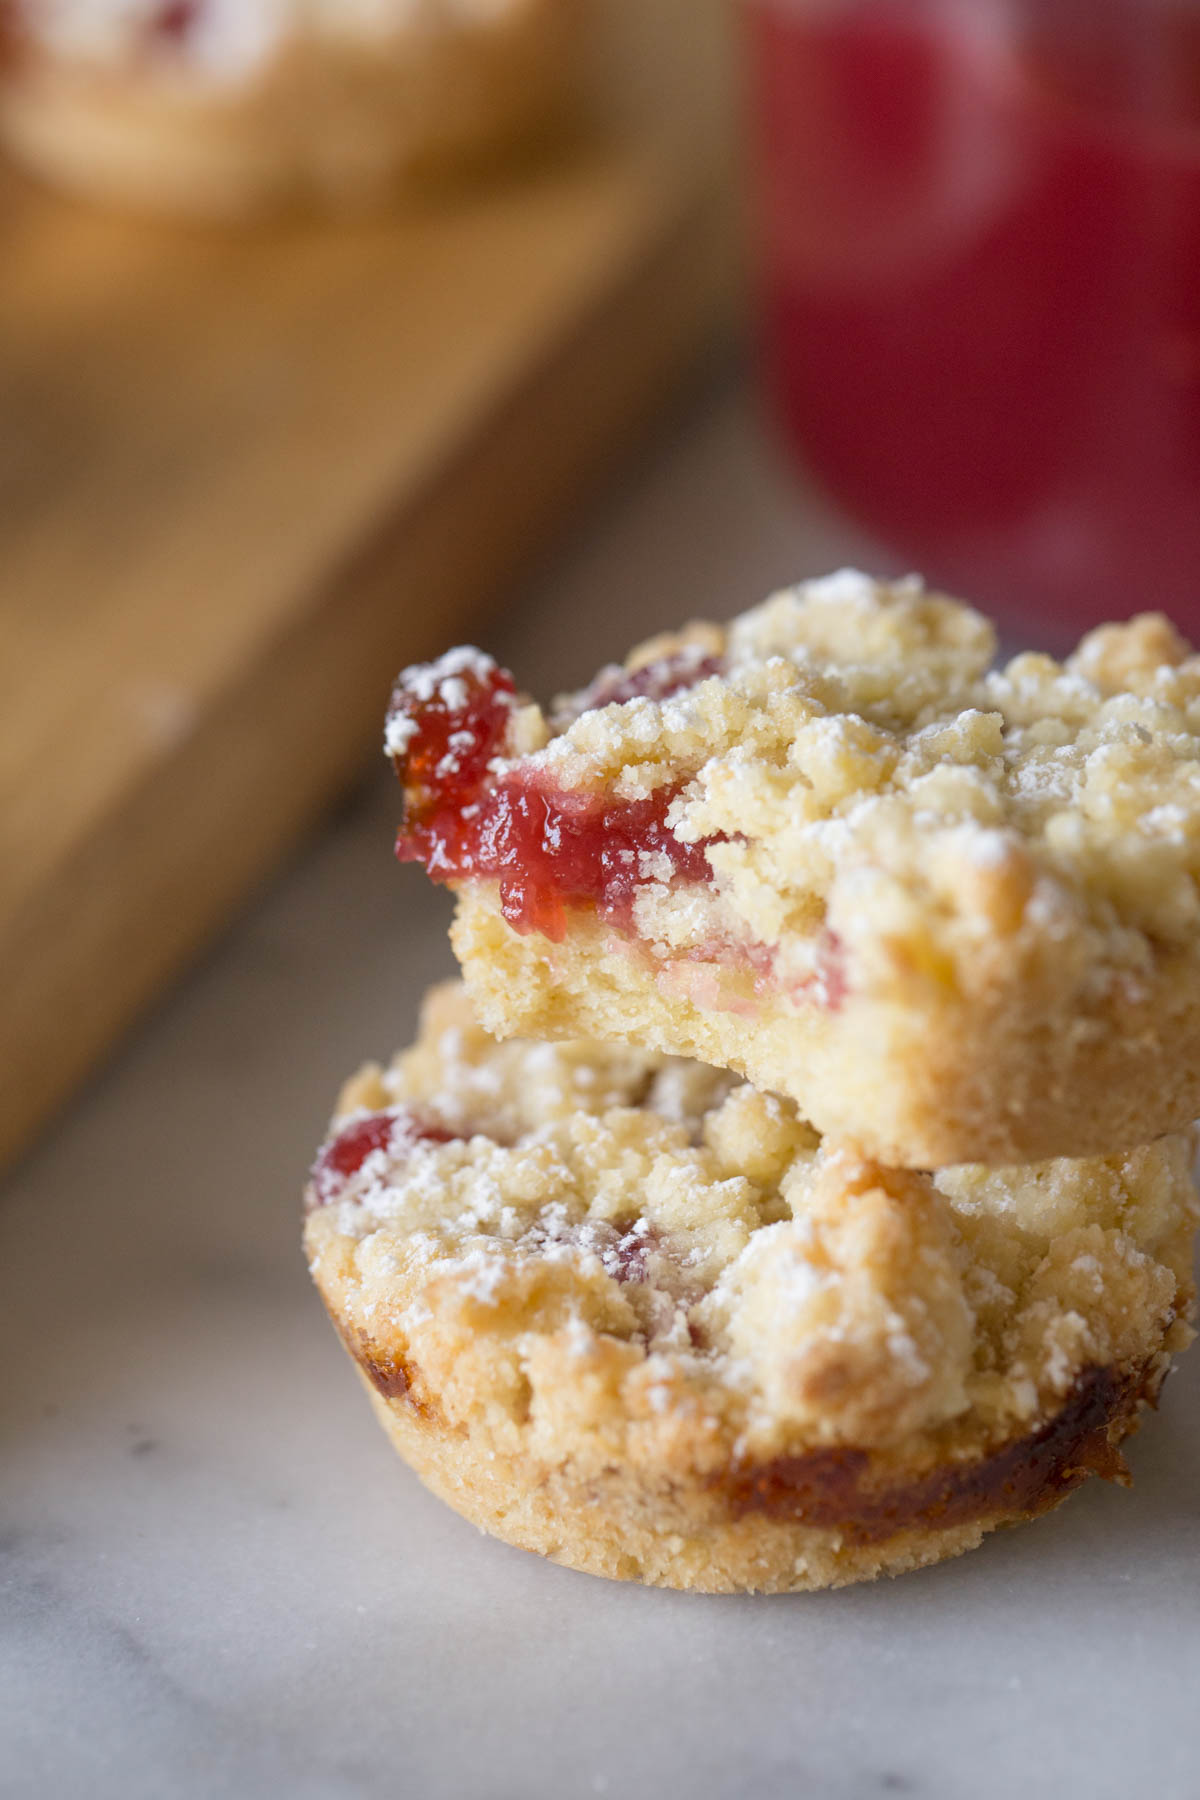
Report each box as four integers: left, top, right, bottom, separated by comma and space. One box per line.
0, 0, 570, 219
305, 572, 1199, 1591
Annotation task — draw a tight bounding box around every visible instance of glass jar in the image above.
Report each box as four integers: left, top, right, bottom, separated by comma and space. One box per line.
746, 0, 1200, 638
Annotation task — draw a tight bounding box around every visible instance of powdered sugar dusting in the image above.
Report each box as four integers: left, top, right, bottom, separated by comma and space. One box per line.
385, 647, 506, 758
306, 984, 1198, 1473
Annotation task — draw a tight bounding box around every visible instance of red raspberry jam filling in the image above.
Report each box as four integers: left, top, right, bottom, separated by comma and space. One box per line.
386, 648, 517, 832
556, 645, 724, 720
309, 1109, 458, 1209
604, 1218, 659, 1285
799, 929, 848, 1013
388, 649, 722, 942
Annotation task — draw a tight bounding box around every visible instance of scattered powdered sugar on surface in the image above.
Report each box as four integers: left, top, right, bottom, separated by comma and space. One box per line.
963, 827, 1023, 869
383, 713, 421, 757
451, 572, 1200, 970
309, 987, 1195, 1450
391, 646, 497, 703
884, 1320, 932, 1386
637, 849, 676, 883
964, 1265, 1015, 1308
435, 729, 479, 781
562, 1314, 596, 1357
1142, 804, 1189, 839
385, 647, 504, 757
1042, 1338, 1077, 1395
810, 567, 920, 608
442, 1245, 510, 1306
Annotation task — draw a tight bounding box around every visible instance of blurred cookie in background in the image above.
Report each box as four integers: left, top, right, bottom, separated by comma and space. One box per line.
0, 0, 576, 218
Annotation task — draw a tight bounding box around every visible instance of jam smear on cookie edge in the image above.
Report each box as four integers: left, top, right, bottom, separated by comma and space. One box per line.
387, 648, 727, 944
309, 1109, 459, 1209
386, 645, 849, 1011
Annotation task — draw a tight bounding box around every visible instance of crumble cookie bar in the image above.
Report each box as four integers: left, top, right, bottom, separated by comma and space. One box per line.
0, 0, 570, 217
387, 572, 1200, 1166
303, 982, 1197, 1593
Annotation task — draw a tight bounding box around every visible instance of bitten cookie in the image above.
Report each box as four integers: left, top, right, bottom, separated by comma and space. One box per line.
0, 0, 571, 217
385, 573, 1200, 1167
303, 982, 1197, 1593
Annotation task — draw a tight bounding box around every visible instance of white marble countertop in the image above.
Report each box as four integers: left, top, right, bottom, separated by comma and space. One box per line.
4, 380, 1198, 1800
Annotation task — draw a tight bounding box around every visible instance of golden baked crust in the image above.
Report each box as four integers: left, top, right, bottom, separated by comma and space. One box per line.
414, 572, 1200, 1164
303, 984, 1198, 1592
0, 0, 571, 217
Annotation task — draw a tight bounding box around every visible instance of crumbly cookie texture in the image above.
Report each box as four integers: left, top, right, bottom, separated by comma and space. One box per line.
303, 983, 1197, 1593
0, 0, 569, 217
395, 570, 1200, 1165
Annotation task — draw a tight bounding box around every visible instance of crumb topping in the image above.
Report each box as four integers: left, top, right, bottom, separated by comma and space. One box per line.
451, 572, 1200, 996
10, 0, 540, 76
306, 984, 1198, 1462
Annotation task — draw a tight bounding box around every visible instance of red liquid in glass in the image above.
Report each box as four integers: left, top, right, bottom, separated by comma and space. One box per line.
750, 0, 1200, 637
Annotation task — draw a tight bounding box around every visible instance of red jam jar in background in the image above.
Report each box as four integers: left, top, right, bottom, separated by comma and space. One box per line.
746, 0, 1200, 640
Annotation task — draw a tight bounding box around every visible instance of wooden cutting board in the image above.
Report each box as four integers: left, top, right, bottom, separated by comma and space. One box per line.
0, 125, 729, 1171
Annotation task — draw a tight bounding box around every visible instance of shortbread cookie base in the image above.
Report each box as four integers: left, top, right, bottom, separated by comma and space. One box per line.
304, 984, 1197, 1592
453, 891, 1200, 1168
386, 579, 1200, 1168
346, 1351, 1164, 1593
0, 6, 567, 217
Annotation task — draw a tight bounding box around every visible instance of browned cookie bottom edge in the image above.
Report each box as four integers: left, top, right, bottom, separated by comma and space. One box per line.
335, 1322, 1168, 1592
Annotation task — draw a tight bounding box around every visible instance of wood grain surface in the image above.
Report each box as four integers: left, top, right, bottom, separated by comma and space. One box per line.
0, 119, 729, 1169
